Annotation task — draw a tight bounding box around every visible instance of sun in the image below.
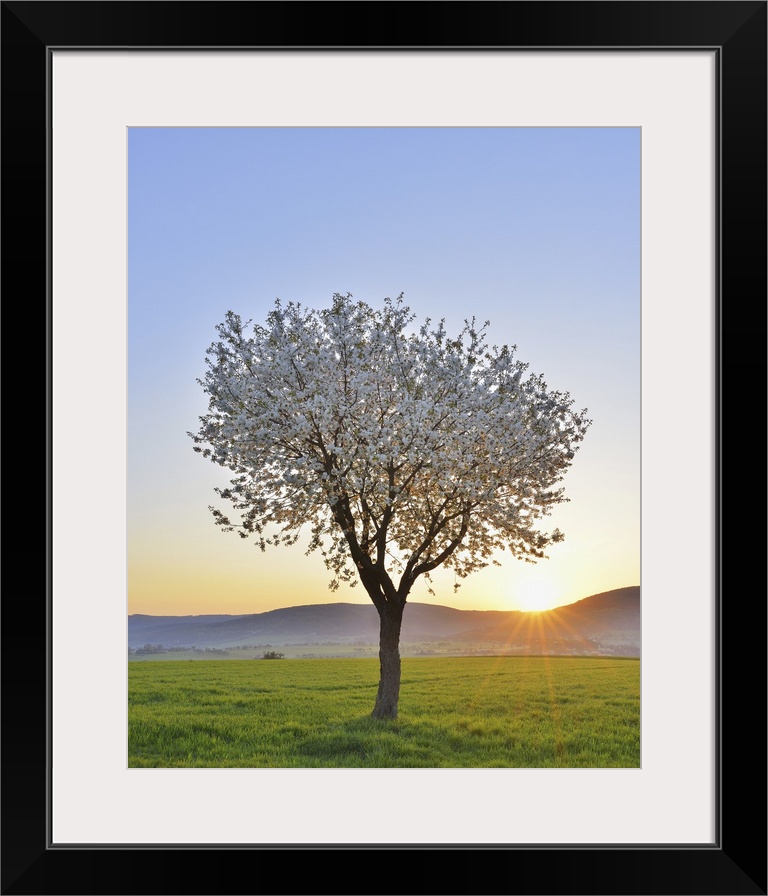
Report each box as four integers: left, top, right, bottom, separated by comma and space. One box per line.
515, 577, 561, 612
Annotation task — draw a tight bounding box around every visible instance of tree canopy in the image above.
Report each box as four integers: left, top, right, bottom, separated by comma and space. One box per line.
191, 294, 590, 717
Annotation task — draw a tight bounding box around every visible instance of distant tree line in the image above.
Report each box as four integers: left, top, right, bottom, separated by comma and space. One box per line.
130, 643, 166, 655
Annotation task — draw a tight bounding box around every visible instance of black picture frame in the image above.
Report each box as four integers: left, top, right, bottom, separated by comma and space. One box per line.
2, 2, 765, 894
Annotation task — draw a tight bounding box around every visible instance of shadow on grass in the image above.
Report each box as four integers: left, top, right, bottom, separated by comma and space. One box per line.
291, 713, 486, 768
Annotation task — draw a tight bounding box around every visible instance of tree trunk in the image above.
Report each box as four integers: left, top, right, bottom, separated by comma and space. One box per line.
372, 602, 404, 720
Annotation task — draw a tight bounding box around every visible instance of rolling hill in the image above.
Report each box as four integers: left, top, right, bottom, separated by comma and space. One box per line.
129, 586, 640, 657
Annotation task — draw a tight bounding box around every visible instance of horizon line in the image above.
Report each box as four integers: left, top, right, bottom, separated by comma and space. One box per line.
129, 584, 640, 618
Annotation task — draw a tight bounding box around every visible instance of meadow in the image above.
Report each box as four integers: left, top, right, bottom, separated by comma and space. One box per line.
128, 655, 639, 768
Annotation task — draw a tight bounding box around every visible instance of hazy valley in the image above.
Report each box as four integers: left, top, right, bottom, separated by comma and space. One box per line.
129, 586, 640, 659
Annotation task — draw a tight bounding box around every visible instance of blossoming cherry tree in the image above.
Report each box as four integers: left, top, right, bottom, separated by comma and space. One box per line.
191, 294, 590, 719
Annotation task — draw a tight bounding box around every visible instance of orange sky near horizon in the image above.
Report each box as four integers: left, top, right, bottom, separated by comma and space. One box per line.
127, 445, 640, 617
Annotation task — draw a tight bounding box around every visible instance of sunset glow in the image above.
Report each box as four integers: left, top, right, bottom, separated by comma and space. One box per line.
515, 577, 562, 613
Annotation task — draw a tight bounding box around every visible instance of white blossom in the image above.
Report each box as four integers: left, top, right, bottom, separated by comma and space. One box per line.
190, 293, 591, 604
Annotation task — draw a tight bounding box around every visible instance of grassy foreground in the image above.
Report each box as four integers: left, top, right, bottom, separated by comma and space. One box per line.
128, 656, 639, 768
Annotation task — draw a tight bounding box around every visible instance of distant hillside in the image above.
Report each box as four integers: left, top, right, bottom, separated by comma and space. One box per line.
129, 586, 640, 657
453, 586, 639, 653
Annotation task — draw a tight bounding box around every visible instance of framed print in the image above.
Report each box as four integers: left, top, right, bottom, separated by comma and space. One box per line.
2, 2, 765, 894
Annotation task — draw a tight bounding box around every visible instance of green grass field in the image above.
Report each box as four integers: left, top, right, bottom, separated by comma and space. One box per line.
128, 655, 639, 768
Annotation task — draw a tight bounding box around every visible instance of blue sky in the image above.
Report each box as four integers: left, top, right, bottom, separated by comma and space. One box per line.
128, 127, 640, 615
